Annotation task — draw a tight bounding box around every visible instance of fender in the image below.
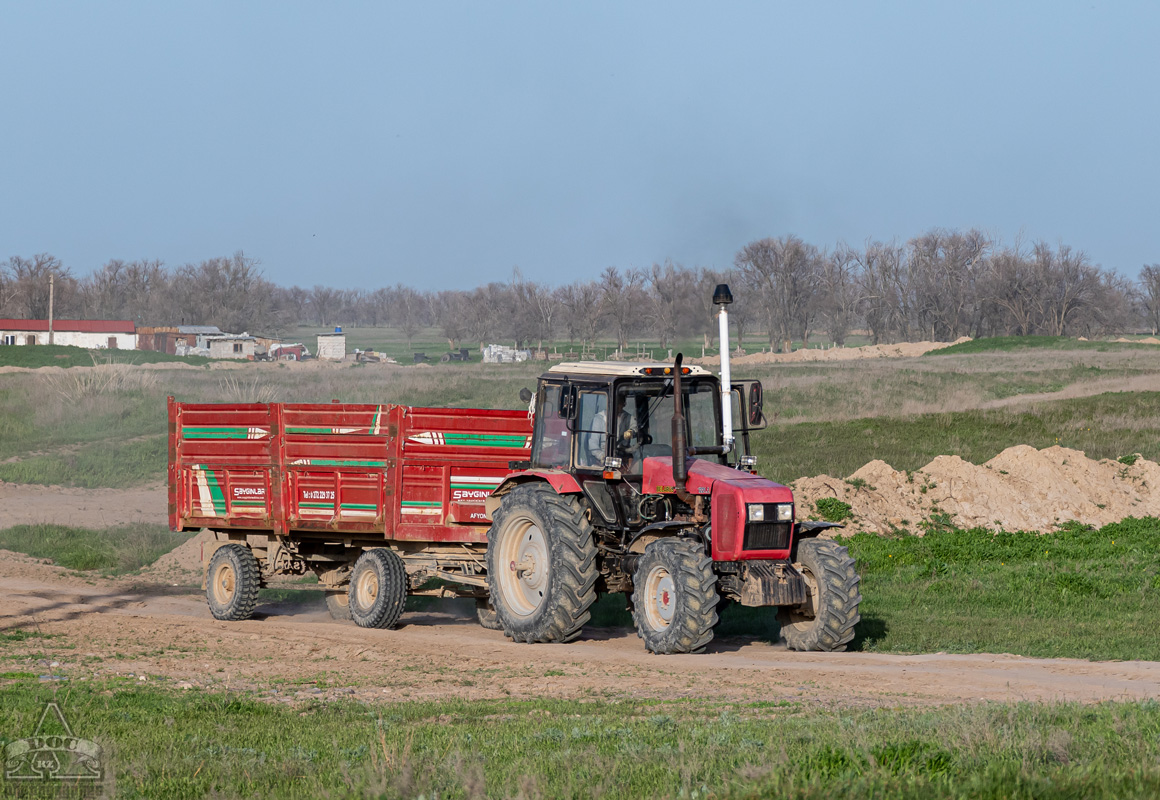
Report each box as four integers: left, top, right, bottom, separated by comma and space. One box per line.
790, 520, 845, 562
484, 469, 583, 516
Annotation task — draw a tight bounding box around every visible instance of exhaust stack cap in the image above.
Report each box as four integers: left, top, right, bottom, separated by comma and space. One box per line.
713, 283, 733, 306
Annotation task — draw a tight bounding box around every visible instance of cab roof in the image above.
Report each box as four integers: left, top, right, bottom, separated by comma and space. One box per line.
546, 361, 714, 378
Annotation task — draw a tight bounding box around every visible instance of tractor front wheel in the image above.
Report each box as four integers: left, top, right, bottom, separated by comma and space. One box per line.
631, 538, 719, 654
486, 484, 598, 643
778, 538, 861, 651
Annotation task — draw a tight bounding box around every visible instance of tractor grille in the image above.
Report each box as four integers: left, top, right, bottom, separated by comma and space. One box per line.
743, 521, 791, 551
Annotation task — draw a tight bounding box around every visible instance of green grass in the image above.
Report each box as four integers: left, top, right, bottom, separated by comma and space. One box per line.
930, 335, 1157, 355
754, 391, 1160, 483
1, 679, 1158, 799
0, 436, 164, 488
842, 516, 1160, 661
0, 343, 214, 368
0, 523, 192, 573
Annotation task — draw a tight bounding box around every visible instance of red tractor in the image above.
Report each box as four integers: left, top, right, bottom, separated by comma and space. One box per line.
483, 285, 860, 653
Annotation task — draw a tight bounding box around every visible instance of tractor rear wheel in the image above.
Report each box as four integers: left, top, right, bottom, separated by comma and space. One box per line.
206, 544, 261, 621
778, 539, 861, 651
475, 598, 502, 630
348, 549, 408, 629
631, 538, 719, 654
325, 590, 352, 621
486, 484, 598, 643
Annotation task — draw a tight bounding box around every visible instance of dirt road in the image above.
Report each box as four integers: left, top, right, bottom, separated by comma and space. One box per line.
0, 482, 165, 528
2, 558, 1157, 709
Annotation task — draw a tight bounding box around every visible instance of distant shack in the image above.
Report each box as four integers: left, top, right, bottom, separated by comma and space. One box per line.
206, 334, 256, 359
317, 331, 347, 361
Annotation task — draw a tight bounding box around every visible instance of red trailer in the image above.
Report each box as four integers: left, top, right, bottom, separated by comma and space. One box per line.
168, 397, 533, 626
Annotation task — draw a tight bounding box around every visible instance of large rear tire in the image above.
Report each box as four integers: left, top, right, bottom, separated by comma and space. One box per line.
206, 544, 261, 621
631, 538, 718, 654
348, 549, 408, 629
486, 484, 598, 643
778, 538, 861, 651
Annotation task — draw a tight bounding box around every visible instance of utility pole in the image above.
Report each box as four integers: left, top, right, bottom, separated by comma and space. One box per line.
48, 274, 55, 345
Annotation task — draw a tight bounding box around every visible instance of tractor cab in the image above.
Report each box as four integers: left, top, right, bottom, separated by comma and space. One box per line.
529, 361, 766, 477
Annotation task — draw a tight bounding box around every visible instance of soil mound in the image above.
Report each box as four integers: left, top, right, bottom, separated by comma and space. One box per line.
695, 337, 971, 366
793, 446, 1158, 534
141, 529, 216, 581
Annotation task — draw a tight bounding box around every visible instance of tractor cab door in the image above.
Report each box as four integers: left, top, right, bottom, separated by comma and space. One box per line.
729, 380, 767, 463
530, 382, 572, 468
530, 381, 611, 471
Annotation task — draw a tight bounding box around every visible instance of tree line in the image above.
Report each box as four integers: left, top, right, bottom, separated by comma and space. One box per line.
3, 230, 1158, 351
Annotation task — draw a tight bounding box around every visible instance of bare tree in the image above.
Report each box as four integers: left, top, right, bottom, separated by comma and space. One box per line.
1140, 265, 1160, 335
735, 235, 821, 351
598, 266, 646, 351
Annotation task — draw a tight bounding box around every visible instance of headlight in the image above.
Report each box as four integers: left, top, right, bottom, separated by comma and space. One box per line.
776, 503, 793, 522
747, 504, 764, 522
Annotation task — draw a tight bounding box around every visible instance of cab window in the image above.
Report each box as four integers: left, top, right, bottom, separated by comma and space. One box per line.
530, 385, 570, 468
575, 390, 608, 469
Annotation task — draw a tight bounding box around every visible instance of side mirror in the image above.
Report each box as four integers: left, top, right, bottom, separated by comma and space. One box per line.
748, 382, 764, 426
558, 386, 577, 419
519, 387, 533, 404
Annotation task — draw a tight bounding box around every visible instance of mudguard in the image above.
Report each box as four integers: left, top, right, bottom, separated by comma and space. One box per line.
485, 469, 583, 516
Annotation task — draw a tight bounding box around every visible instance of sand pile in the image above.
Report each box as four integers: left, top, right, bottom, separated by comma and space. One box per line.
793, 446, 1159, 534
141, 528, 216, 581
696, 336, 971, 366
1113, 337, 1160, 344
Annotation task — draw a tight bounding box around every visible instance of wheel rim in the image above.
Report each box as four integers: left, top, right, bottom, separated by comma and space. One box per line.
355, 567, 380, 610
642, 565, 675, 631
497, 516, 549, 617
211, 562, 236, 605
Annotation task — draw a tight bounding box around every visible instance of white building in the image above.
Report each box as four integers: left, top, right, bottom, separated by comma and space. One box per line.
316, 332, 347, 361
0, 319, 137, 349
205, 334, 257, 359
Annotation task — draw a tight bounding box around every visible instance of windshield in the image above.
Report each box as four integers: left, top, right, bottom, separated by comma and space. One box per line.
614, 378, 720, 474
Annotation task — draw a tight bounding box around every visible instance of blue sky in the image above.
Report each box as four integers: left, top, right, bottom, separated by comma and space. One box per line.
1, 1, 1156, 288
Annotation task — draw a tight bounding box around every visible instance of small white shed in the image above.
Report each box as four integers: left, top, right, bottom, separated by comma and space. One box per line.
316, 332, 347, 361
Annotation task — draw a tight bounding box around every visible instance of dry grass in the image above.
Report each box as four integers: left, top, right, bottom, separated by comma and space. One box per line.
39, 362, 159, 403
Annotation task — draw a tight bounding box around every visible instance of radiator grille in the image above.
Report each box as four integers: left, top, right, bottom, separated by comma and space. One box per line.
743, 521, 791, 551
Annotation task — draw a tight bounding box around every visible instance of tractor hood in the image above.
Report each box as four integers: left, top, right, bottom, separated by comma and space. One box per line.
642, 458, 792, 500
642, 457, 795, 560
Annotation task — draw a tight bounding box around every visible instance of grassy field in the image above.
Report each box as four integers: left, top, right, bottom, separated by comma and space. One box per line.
0, 343, 213, 368
0, 336, 1157, 493
0, 677, 1157, 799
754, 391, 1160, 484
0, 523, 191, 573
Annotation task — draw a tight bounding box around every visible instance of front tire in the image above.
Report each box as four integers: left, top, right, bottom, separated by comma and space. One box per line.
206, 544, 261, 621
348, 549, 408, 629
631, 538, 719, 654
486, 484, 598, 643
475, 598, 502, 630
778, 538, 861, 651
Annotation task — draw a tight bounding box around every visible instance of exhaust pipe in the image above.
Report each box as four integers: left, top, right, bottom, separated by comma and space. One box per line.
714, 284, 734, 454
670, 353, 693, 504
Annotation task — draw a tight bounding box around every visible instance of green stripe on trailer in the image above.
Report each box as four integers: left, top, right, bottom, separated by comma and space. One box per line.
183, 427, 251, 439
340, 503, 378, 510
300, 502, 335, 509
286, 427, 336, 434
301, 459, 387, 467
231, 500, 266, 507
443, 433, 528, 447
203, 469, 227, 515
401, 501, 441, 507
450, 483, 497, 490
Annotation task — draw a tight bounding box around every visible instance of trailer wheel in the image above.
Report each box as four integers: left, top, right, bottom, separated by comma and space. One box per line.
324, 590, 352, 622
778, 539, 861, 652
206, 544, 261, 621
631, 538, 719, 654
487, 484, 598, 643
475, 598, 502, 630
348, 549, 408, 629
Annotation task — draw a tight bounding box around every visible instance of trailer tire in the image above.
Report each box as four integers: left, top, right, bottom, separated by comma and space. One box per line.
348, 549, 408, 630
206, 544, 261, 621
475, 598, 502, 630
325, 590, 352, 622
487, 484, 598, 643
778, 539, 861, 652
631, 538, 719, 654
